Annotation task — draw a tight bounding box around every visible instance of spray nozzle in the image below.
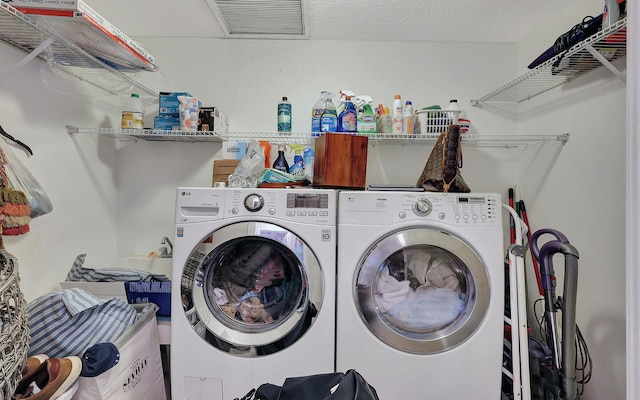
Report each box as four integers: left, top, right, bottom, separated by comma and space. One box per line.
288, 144, 305, 154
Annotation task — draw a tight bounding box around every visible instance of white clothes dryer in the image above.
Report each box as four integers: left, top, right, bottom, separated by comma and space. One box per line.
171, 187, 336, 400
337, 191, 504, 399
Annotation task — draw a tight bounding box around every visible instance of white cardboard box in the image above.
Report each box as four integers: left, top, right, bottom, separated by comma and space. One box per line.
73, 304, 167, 400
11, 0, 156, 70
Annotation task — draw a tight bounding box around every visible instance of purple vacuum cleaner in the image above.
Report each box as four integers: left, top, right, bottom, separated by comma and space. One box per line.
529, 229, 580, 400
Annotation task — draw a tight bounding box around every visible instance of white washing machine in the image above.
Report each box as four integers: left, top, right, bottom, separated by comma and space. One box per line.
337, 191, 504, 399
171, 187, 336, 400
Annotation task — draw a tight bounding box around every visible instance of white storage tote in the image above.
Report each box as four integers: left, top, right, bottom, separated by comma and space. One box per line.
73, 304, 167, 400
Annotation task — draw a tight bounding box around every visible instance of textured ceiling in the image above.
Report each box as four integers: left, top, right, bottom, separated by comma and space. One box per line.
86, 0, 580, 43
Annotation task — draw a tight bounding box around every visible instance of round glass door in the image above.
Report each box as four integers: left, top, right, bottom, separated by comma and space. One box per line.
180, 221, 324, 357
356, 227, 490, 354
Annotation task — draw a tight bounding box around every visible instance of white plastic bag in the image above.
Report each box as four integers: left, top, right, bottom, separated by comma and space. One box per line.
0, 141, 53, 218
228, 140, 266, 188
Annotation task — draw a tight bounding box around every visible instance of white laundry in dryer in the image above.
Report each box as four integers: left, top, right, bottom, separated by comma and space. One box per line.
336, 191, 504, 399
170, 187, 336, 400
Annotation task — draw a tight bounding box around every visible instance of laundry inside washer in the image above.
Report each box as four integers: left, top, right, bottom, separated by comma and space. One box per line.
181, 231, 316, 356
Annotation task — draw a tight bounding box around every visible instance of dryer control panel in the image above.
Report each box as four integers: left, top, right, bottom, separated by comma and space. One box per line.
339, 191, 501, 227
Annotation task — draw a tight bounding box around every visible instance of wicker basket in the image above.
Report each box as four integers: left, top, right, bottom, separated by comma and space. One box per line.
0, 249, 29, 400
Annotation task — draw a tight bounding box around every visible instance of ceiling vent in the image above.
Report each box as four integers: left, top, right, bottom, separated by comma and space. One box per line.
206, 0, 309, 39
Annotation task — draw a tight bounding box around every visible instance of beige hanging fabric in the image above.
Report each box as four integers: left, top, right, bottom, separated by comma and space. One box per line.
416, 124, 470, 193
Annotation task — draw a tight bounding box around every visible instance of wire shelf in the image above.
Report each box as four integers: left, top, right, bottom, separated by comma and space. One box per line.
0, 2, 158, 98
472, 17, 627, 105
67, 126, 569, 149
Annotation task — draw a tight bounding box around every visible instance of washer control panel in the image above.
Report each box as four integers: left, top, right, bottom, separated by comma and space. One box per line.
176, 187, 336, 226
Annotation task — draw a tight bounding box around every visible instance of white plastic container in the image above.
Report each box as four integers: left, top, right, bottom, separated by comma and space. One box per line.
392, 95, 403, 134
415, 109, 461, 134
446, 99, 461, 124
603, 0, 620, 29
121, 93, 144, 129
402, 100, 414, 134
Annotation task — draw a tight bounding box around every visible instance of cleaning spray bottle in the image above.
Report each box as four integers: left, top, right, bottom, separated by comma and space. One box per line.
288, 144, 305, 176
336, 90, 356, 116
338, 96, 357, 133
356, 96, 376, 134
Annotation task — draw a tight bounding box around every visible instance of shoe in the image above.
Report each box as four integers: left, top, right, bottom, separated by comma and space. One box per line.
12, 356, 82, 400
19, 354, 49, 382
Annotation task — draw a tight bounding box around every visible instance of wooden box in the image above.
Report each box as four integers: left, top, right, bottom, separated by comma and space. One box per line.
313, 133, 368, 189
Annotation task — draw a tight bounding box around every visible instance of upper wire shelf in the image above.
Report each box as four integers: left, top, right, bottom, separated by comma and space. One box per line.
0, 2, 158, 98
472, 17, 627, 105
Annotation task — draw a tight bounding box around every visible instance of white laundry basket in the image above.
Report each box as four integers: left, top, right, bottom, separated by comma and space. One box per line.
73, 303, 166, 400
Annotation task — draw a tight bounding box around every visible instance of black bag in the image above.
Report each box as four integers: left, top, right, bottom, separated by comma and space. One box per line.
235, 369, 380, 400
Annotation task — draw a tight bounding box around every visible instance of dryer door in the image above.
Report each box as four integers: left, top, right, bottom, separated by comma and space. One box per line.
180, 221, 324, 357
356, 227, 490, 354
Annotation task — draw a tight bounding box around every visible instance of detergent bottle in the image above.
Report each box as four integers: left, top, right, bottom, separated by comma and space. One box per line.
320, 93, 338, 133
312, 91, 329, 135
272, 145, 290, 173
288, 144, 305, 176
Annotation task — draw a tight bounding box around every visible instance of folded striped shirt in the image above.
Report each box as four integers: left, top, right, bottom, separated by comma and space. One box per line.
27, 287, 138, 358
66, 254, 169, 283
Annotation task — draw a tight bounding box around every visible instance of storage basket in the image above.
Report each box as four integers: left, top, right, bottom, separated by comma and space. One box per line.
73, 303, 166, 400
415, 109, 462, 134
0, 250, 29, 400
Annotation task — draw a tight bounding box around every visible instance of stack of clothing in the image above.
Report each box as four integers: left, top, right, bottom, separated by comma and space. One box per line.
0, 188, 30, 236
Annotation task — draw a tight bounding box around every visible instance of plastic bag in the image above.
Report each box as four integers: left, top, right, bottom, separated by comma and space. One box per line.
0, 142, 53, 219
228, 141, 266, 188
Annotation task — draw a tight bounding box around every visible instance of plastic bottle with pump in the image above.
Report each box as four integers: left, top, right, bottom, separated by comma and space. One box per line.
392, 95, 403, 134
121, 93, 144, 129
288, 145, 305, 176
311, 91, 329, 135
338, 96, 357, 133
303, 147, 314, 182
402, 100, 414, 134
278, 96, 292, 133
320, 93, 338, 133
272, 145, 290, 173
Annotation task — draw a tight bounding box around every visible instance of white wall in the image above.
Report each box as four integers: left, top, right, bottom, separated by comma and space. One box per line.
0, 3, 627, 398
514, 1, 627, 398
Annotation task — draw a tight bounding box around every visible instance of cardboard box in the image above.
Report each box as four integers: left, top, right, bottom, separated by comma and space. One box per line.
221, 141, 247, 160
198, 106, 229, 132
213, 159, 241, 175
313, 133, 368, 189
73, 304, 167, 400
158, 92, 193, 117
153, 116, 181, 131
124, 281, 171, 317
212, 159, 241, 186
13, 0, 156, 70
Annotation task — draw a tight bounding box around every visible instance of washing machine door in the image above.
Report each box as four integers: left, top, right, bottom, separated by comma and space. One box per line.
180, 221, 323, 357
356, 227, 490, 354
